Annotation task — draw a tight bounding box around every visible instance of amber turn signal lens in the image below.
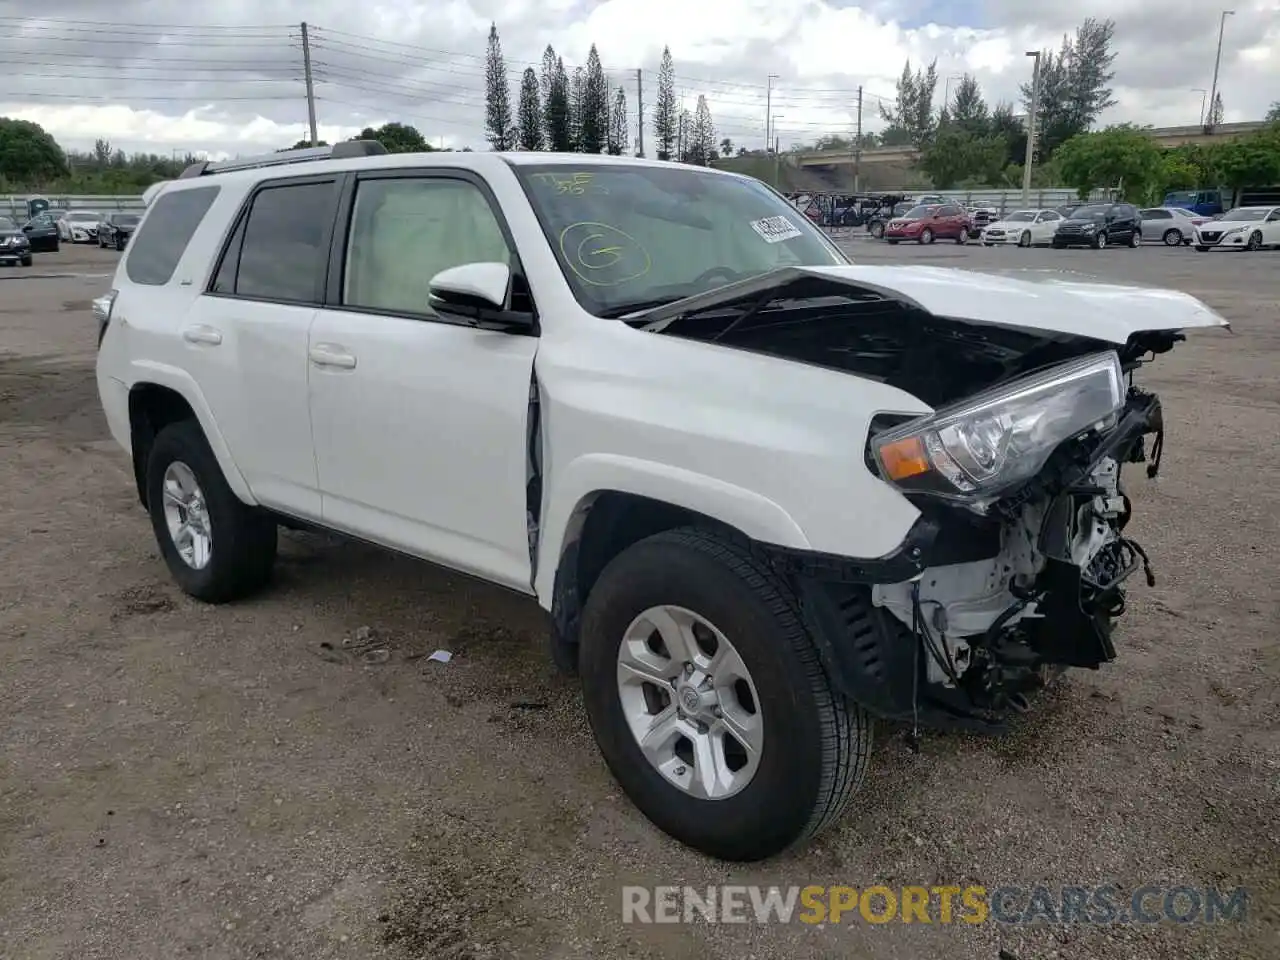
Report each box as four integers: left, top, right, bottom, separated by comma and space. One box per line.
878, 436, 931, 480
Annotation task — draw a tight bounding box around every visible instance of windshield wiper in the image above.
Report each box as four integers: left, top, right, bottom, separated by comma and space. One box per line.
596, 297, 691, 320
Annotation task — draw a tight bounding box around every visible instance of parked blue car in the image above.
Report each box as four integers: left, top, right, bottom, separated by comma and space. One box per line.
1163, 189, 1225, 217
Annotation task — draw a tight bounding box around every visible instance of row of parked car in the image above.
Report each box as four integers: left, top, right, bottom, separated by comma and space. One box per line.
875, 199, 1280, 252
0, 209, 141, 265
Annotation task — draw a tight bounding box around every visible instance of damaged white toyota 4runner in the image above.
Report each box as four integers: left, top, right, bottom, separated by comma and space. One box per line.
95, 145, 1227, 862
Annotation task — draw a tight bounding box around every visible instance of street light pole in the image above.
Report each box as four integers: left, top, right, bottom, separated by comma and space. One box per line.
941, 74, 964, 123
766, 74, 779, 153
1191, 88, 1208, 126
1206, 10, 1234, 131
1021, 51, 1042, 207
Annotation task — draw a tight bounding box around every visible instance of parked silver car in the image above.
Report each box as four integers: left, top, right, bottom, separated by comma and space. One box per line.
1139, 207, 1211, 246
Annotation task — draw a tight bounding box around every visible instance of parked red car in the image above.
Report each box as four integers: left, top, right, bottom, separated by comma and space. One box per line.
884, 203, 971, 244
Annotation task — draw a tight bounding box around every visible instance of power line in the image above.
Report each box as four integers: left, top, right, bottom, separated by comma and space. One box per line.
0, 16, 293, 29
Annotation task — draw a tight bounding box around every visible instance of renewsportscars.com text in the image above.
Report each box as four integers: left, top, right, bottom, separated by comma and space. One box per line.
621, 884, 1249, 925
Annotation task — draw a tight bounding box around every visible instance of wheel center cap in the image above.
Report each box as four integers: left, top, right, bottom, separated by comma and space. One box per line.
678, 685, 702, 715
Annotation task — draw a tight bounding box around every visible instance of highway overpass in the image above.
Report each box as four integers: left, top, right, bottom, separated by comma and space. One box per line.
795, 121, 1271, 168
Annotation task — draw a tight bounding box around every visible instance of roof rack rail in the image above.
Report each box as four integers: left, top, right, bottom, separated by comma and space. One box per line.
178, 139, 388, 179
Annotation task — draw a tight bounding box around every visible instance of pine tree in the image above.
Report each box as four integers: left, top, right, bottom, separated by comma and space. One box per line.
517, 67, 543, 151
607, 85, 629, 155
569, 66, 586, 150
539, 45, 558, 142
578, 45, 609, 153
483, 24, 514, 151
1021, 18, 1117, 159
950, 75, 990, 137
654, 46, 677, 161
545, 57, 572, 151
688, 95, 716, 165
676, 106, 692, 162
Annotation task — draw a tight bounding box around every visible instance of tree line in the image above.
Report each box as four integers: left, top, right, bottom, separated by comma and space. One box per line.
483, 25, 719, 164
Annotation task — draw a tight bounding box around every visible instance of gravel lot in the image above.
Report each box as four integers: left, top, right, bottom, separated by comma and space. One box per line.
1, 240, 1277, 960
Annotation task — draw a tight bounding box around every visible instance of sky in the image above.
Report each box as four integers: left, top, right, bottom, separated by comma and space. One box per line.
1, 1, 1277, 160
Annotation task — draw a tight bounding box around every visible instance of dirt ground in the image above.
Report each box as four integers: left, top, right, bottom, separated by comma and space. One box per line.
1, 240, 1277, 960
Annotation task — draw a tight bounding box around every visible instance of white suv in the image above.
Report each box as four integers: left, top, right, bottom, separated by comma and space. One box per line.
96, 143, 1227, 861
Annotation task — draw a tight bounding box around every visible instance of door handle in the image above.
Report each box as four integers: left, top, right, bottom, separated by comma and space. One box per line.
182, 324, 222, 345
309, 343, 357, 369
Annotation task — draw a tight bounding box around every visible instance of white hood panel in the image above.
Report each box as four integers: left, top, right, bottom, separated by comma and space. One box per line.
803, 265, 1229, 344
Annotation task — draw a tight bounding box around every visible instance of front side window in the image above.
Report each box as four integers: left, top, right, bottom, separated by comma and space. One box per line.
126, 186, 219, 286
514, 163, 844, 317
342, 177, 510, 316
231, 180, 335, 303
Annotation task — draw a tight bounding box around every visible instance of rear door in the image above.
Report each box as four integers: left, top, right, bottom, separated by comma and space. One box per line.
182, 175, 339, 519
307, 168, 539, 592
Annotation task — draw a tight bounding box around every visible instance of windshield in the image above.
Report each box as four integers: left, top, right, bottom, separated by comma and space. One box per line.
1221, 208, 1267, 221
514, 164, 845, 317
1004, 211, 1036, 222
1069, 204, 1110, 220
902, 205, 937, 220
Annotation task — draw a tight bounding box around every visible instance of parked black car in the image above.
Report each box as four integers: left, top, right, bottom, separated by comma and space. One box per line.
966, 206, 999, 239
1051, 202, 1142, 249
97, 212, 142, 250
865, 196, 914, 239
0, 215, 33, 267
21, 213, 61, 252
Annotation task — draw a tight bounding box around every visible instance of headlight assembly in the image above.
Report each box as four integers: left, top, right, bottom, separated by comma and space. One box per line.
872, 351, 1125, 503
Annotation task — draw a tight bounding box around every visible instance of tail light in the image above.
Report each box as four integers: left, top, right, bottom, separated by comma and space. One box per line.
93, 289, 118, 347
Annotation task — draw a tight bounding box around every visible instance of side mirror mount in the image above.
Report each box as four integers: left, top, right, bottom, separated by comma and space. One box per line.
427, 262, 533, 332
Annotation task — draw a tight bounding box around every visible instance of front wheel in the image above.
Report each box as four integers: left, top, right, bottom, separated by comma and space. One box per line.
20, 255, 32, 267
1093, 231, 1108, 250
145, 420, 278, 603
1247, 231, 1263, 251
579, 528, 871, 862
955, 231, 967, 245
1019, 231, 1032, 248
1128, 229, 1141, 248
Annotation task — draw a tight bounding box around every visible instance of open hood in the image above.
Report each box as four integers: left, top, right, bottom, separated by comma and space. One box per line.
636, 264, 1229, 343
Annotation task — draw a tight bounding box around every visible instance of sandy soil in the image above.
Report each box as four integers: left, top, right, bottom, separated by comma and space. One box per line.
1, 240, 1276, 960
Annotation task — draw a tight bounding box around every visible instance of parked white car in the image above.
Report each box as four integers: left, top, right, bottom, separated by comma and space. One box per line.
58, 210, 102, 243
980, 209, 1065, 247
94, 144, 1228, 862
1193, 206, 1280, 251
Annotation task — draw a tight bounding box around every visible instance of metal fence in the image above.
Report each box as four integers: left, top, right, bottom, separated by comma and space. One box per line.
1, 194, 146, 220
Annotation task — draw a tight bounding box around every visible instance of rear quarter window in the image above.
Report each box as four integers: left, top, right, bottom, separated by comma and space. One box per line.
125, 185, 220, 286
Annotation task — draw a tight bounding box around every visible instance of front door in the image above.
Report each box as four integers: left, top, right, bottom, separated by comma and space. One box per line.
307, 171, 539, 593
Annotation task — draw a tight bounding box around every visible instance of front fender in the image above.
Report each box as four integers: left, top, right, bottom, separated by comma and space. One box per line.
128, 359, 257, 505
532, 452, 810, 606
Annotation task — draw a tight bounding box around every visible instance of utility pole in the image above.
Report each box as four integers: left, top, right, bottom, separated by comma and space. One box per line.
1192, 88, 1208, 126
772, 115, 783, 188
1206, 10, 1234, 131
301, 22, 319, 147
853, 86, 863, 193
635, 68, 645, 157
766, 74, 778, 154
1021, 50, 1041, 207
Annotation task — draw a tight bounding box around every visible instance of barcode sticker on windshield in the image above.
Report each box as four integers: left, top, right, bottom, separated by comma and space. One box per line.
750, 215, 803, 243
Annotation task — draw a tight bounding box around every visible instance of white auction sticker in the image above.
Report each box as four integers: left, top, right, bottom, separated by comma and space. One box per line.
749, 215, 803, 243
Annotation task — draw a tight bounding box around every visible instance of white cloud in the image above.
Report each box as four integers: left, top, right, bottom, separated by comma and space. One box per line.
0, 0, 1274, 158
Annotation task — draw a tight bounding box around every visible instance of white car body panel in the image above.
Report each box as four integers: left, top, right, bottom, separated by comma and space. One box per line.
97, 151, 1229, 615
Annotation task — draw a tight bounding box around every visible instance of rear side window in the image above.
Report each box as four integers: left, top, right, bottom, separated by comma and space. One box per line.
125, 186, 219, 286
223, 181, 336, 304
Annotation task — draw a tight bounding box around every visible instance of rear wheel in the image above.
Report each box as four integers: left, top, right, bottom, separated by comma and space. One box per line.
1162, 228, 1182, 247
578, 528, 872, 862
920, 227, 934, 245
869, 221, 884, 239
145, 420, 278, 603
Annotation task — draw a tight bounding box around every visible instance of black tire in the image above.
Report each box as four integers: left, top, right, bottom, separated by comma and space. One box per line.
578, 527, 872, 862
20, 255, 32, 267
920, 227, 934, 245
1019, 230, 1031, 248
1162, 229, 1182, 246
1247, 231, 1263, 251
1128, 229, 1141, 248
145, 419, 278, 603
886, 239, 899, 245
869, 222, 884, 239
1092, 231, 1107, 250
